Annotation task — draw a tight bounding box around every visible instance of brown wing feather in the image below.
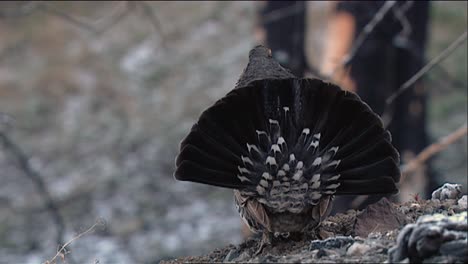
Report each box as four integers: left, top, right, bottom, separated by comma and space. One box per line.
234, 190, 271, 233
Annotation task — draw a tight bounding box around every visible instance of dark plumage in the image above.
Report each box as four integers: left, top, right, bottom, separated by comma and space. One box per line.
174, 45, 400, 252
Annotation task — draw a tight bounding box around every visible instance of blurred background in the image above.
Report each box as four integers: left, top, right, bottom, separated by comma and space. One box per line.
0, 1, 466, 263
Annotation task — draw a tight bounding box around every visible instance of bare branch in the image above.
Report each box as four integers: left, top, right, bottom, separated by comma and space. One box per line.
93, 2, 135, 35
386, 31, 467, 105
37, 3, 98, 34
136, 1, 167, 49
37, 2, 134, 35
0, 131, 65, 247
401, 123, 468, 179
391, 1, 412, 47
261, 2, 303, 25
328, 1, 397, 80
431, 64, 467, 90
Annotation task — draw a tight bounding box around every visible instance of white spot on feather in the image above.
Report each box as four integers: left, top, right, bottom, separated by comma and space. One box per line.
277, 170, 286, 177
237, 175, 251, 182
238, 166, 250, 174
262, 172, 272, 180
282, 164, 290, 171
310, 192, 321, 200
328, 174, 341, 181
246, 144, 260, 153
326, 183, 341, 189
311, 181, 320, 189
296, 161, 304, 170
292, 170, 303, 181
283, 107, 289, 112
309, 140, 319, 149
302, 128, 310, 135
314, 133, 321, 139
311, 174, 320, 182
256, 186, 266, 195
259, 180, 269, 187
312, 157, 322, 166
289, 154, 296, 162
277, 137, 285, 145
266, 156, 277, 165
325, 160, 341, 168
329, 146, 339, 154
241, 156, 253, 166
269, 119, 279, 125
271, 144, 281, 153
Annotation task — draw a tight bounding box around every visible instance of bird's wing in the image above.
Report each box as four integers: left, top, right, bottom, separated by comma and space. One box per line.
234, 190, 271, 233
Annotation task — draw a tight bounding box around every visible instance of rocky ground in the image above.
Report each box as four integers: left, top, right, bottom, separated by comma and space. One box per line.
163, 190, 467, 263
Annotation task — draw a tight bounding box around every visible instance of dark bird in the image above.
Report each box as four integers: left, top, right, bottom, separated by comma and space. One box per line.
174, 45, 400, 253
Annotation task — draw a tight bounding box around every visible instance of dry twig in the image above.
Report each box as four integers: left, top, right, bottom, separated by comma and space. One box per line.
44, 219, 106, 264
328, 1, 397, 80
386, 31, 467, 105
261, 2, 303, 25
137, 1, 167, 49
401, 123, 468, 180
37, 2, 134, 35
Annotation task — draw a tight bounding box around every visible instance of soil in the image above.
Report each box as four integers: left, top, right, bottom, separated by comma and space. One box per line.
161, 197, 467, 263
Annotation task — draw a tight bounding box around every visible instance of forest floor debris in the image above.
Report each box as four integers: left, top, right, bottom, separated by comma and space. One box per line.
163, 187, 467, 263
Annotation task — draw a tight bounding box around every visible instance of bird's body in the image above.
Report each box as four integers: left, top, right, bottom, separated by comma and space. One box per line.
174, 46, 400, 251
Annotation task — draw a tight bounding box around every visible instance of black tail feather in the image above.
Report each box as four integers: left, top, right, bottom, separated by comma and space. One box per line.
175, 77, 401, 196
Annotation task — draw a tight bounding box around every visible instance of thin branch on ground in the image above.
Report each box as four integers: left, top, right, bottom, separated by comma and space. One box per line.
401, 123, 468, 180
44, 219, 106, 264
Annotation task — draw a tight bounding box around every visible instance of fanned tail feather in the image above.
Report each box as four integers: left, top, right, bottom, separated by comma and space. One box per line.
175, 78, 401, 204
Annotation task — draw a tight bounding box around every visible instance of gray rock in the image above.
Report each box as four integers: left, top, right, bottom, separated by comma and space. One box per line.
309, 236, 355, 251
389, 212, 468, 263
431, 183, 463, 200
457, 195, 467, 210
